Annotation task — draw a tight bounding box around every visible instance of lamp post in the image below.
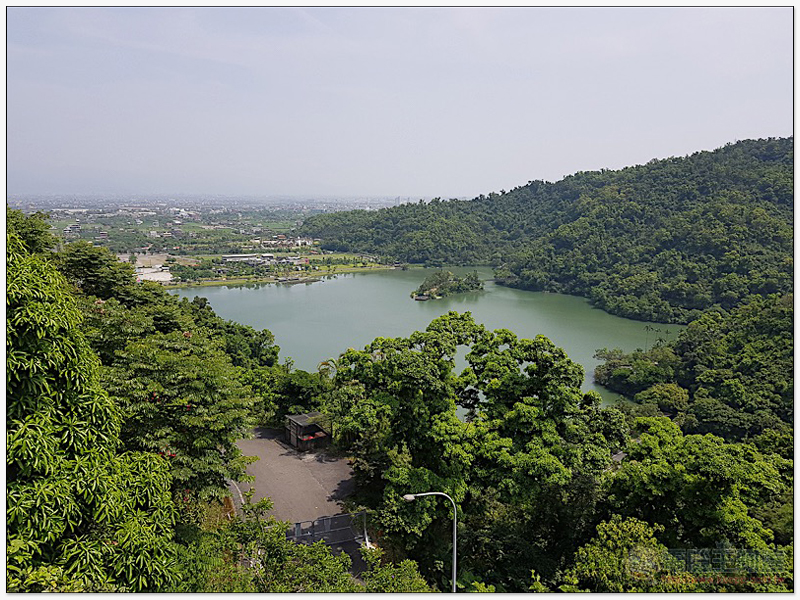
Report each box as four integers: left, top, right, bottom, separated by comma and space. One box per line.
403, 492, 457, 593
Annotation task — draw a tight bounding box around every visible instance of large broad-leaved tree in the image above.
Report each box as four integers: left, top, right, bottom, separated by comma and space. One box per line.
322, 311, 629, 590
102, 331, 257, 501
7, 232, 179, 592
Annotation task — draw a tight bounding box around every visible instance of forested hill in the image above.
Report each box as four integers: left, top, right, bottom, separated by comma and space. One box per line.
300, 137, 793, 323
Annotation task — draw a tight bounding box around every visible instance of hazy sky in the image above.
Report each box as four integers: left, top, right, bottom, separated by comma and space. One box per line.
6, 7, 793, 198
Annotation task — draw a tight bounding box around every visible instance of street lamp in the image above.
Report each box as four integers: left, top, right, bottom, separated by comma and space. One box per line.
403, 492, 457, 593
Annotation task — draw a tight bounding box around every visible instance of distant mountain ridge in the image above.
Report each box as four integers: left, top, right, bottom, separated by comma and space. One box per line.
300, 137, 793, 323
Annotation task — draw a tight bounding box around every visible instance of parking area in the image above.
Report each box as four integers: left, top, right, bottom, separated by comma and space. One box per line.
232, 427, 355, 524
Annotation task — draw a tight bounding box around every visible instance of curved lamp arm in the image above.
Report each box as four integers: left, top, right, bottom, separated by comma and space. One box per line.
403, 492, 457, 593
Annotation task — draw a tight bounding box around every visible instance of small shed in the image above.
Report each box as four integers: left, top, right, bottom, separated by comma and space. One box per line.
285, 411, 330, 451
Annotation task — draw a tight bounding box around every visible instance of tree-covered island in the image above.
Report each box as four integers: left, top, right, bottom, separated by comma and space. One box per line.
411, 270, 483, 300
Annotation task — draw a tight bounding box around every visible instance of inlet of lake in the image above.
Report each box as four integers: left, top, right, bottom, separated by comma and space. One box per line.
169, 267, 682, 405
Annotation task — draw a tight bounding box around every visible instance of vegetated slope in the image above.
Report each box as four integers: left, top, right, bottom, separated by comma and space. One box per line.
8, 210, 793, 593
301, 137, 793, 323
595, 293, 793, 441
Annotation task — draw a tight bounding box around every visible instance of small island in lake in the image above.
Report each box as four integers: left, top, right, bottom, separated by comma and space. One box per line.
412, 270, 483, 300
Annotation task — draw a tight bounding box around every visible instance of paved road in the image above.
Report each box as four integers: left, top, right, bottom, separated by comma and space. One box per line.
233, 427, 355, 523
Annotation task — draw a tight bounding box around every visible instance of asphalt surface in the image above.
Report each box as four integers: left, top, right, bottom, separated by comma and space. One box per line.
233, 427, 356, 524
231, 428, 368, 574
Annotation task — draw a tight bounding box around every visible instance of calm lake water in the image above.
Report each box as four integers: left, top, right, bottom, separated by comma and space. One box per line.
169, 267, 681, 404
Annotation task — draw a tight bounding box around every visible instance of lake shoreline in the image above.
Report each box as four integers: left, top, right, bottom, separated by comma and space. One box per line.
164, 265, 397, 289
168, 267, 682, 408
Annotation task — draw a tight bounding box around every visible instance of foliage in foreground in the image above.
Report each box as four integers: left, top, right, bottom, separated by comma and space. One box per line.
102, 330, 258, 500
7, 232, 179, 592
7, 208, 794, 592
6, 213, 435, 592
312, 312, 793, 592
170, 496, 432, 593
317, 312, 628, 589
563, 516, 793, 593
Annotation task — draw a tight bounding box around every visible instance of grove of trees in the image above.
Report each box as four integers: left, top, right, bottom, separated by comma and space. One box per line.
412, 269, 483, 298
595, 294, 793, 443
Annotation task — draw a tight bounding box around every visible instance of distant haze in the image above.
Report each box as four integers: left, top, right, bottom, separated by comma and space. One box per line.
7, 7, 793, 199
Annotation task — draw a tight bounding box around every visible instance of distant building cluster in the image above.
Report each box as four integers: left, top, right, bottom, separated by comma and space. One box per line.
222, 253, 309, 266
149, 227, 186, 239
19, 197, 328, 260
247, 235, 315, 249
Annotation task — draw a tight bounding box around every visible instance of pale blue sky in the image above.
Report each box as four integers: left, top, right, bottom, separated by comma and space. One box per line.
6, 7, 793, 198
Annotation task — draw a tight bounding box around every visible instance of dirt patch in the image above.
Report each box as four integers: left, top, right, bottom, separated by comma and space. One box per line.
222, 496, 236, 519
116, 252, 199, 267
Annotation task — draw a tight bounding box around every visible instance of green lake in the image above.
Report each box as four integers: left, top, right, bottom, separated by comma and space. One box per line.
169, 267, 681, 404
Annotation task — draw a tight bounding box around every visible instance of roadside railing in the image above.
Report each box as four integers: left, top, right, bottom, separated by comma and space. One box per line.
286, 511, 367, 547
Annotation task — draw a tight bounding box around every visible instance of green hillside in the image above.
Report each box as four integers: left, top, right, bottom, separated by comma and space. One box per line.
301, 137, 793, 323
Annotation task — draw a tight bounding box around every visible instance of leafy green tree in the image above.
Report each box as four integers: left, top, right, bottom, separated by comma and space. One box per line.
182, 295, 280, 368
458, 326, 629, 589
594, 345, 681, 397
749, 427, 794, 461
563, 514, 793, 593
322, 312, 629, 590
172, 495, 430, 593
595, 294, 793, 441
7, 232, 179, 592
102, 331, 257, 500
270, 368, 331, 423
413, 270, 483, 298
605, 418, 789, 550
77, 296, 161, 364
677, 295, 793, 437
360, 546, 433, 592
561, 516, 686, 592
7, 206, 57, 253
55, 241, 137, 301
634, 383, 690, 413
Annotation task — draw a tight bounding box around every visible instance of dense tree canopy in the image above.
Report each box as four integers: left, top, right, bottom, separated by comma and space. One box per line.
169, 495, 432, 593
102, 331, 258, 501
6, 206, 56, 254
319, 312, 631, 590
7, 220, 433, 592
310, 312, 792, 592
412, 270, 483, 298
605, 418, 789, 550
595, 294, 793, 441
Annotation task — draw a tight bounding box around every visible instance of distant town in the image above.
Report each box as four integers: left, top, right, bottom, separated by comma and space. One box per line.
7, 195, 413, 286
7, 193, 422, 212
